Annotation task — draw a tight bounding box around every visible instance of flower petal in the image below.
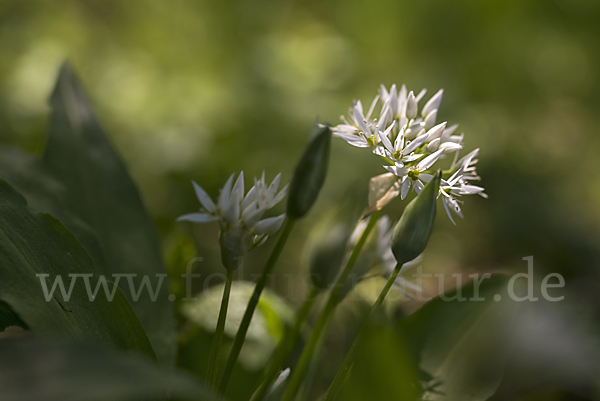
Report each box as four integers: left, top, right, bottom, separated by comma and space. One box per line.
405, 91, 417, 119
419, 173, 434, 183
403, 133, 429, 154
422, 89, 443, 117
400, 178, 411, 200
232, 171, 245, 202
241, 185, 257, 210
218, 173, 235, 211
413, 179, 425, 194
192, 181, 216, 213
253, 214, 286, 235
176, 213, 218, 224
417, 149, 444, 170
425, 122, 447, 142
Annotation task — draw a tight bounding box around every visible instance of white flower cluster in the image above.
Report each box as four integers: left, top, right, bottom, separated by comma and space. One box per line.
331, 84, 487, 223
177, 171, 288, 246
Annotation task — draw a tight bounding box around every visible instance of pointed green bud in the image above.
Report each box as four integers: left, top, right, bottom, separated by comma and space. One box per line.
219, 227, 252, 271
308, 222, 349, 291
391, 171, 441, 265
286, 126, 331, 219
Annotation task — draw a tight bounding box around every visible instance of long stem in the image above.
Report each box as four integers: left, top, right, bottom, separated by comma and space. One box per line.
324, 262, 402, 400
251, 287, 319, 401
206, 269, 234, 389
218, 218, 296, 395
281, 210, 382, 401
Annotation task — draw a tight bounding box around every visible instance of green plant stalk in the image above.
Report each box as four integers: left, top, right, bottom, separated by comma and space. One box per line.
251, 286, 320, 401
206, 269, 234, 389
219, 218, 296, 394
296, 315, 332, 401
281, 210, 382, 401
324, 262, 402, 401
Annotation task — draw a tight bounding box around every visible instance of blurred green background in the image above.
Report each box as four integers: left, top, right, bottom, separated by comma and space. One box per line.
1, 0, 600, 399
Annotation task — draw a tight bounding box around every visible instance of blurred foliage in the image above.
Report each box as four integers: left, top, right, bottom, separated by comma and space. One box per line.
2, 0, 600, 399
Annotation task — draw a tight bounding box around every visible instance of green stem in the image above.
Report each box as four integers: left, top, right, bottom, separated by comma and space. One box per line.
281, 210, 382, 401
324, 262, 402, 400
218, 218, 296, 395
296, 315, 332, 401
251, 287, 319, 401
206, 269, 234, 389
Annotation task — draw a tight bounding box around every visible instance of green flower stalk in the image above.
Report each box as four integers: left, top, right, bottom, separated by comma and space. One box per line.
281, 210, 382, 401
252, 220, 349, 401
218, 126, 332, 395
324, 171, 441, 401
177, 171, 288, 388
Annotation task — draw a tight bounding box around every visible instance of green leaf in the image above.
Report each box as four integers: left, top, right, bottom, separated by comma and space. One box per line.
0, 145, 106, 273
342, 323, 422, 401
42, 62, 175, 365
0, 181, 155, 358
397, 275, 518, 401
180, 281, 294, 371
0, 337, 220, 401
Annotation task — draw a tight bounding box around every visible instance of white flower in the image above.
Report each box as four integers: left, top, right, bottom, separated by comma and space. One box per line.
331, 96, 388, 148
451, 148, 481, 182
439, 156, 487, 224
375, 123, 428, 165
177, 171, 288, 244
384, 149, 445, 199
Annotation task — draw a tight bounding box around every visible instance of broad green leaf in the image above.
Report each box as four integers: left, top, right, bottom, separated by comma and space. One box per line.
42, 63, 175, 365
0, 337, 220, 401
342, 323, 422, 401
0, 181, 155, 358
397, 275, 518, 401
0, 145, 106, 272
181, 281, 294, 371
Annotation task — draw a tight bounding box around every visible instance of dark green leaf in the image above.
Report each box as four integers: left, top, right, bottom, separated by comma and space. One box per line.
0, 337, 220, 401
342, 323, 422, 401
42, 63, 175, 365
0, 145, 106, 273
397, 275, 517, 401
0, 181, 155, 358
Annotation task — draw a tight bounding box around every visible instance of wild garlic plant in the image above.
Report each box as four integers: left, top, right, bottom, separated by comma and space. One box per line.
177, 171, 289, 388
178, 84, 487, 401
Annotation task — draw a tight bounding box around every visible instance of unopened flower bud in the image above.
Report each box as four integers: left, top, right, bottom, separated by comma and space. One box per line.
440, 142, 462, 154
391, 170, 441, 265
427, 138, 441, 152
405, 91, 417, 119
425, 122, 447, 142
287, 126, 331, 219
308, 222, 349, 291
424, 109, 438, 130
